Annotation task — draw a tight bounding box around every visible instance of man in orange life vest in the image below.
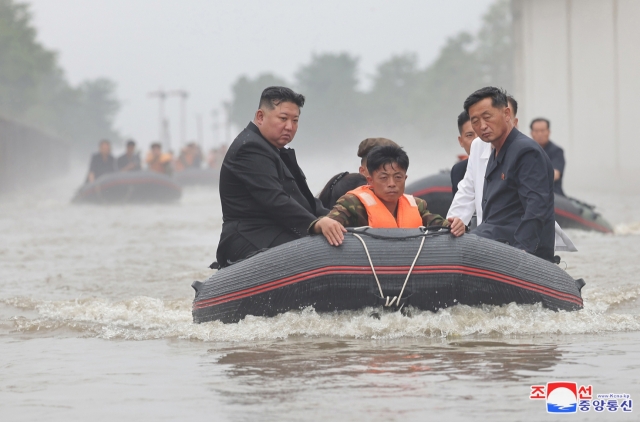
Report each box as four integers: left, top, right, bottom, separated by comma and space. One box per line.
310, 145, 466, 245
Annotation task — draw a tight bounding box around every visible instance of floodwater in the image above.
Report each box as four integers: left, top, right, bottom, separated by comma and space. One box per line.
1, 163, 640, 422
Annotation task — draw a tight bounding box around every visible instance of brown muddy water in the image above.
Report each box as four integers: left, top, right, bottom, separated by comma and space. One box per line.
1, 163, 639, 421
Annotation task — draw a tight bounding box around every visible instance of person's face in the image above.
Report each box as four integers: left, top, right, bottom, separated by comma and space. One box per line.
530, 121, 551, 146
151, 146, 161, 157
126, 144, 135, 155
468, 98, 512, 144
458, 121, 476, 155
99, 142, 111, 155
366, 163, 407, 206
255, 102, 300, 149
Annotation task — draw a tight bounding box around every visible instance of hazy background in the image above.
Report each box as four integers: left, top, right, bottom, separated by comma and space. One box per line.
24, 0, 497, 153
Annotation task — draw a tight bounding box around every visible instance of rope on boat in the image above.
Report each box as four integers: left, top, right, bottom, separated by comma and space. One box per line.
352, 232, 426, 308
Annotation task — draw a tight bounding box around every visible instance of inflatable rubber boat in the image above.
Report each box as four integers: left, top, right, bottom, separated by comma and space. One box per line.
554, 195, 613, 233
192, 228, 585, 324
73, 171, 182, 204
406, 171, 613, 233
173, 168, 219, 186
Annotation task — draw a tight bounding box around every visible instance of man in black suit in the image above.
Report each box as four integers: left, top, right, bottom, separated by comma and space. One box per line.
464, 87, 555, 261
450, 111, 476, 195
215, 86, 329, 267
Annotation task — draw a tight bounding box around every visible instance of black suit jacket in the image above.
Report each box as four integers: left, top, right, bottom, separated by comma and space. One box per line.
216, 122, 328, 263
472, 128, 555, 261
450, 159, 468, 195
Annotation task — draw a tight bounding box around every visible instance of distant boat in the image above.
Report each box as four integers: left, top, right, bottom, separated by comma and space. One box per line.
406, 170, 613, 233
73, 171, 182, 204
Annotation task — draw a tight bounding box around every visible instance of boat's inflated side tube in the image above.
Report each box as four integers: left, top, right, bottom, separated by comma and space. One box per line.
192, 229, 584, 324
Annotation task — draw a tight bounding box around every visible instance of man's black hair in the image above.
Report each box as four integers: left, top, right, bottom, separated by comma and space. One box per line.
259, 86, 305, 110
507, 95, 518, 117
530, 117, 550, 130
457, 111, 470, 134
366, 145, 409, 176
463, 86, 508, 114
99, 139, 110, 146
151, 142, 162, 149
126, 139, 136, 147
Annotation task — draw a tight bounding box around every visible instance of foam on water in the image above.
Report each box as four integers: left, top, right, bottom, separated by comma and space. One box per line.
615, 222, 640, 235
4, 282, 640, 342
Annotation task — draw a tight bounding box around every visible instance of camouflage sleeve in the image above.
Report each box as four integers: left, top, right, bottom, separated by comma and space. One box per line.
308, 193, 367, 233
416, 197, 449, 227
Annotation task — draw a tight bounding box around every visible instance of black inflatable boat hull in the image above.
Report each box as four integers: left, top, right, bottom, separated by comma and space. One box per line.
407, 171, 613, 233
192, 230, 584, 324
73, 171, 182, 204
173, 168, 219, 186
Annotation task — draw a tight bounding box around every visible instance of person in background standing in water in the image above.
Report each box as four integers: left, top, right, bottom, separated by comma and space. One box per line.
86, 139, 115, 183
117, 140, 141, 172
450, 111, 477, 195
464, 86, 555, 261
215, 86, 329, 268
530, 118, 566, 196
146, 143, 173, 175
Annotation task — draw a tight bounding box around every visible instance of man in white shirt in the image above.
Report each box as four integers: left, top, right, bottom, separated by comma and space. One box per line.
447, 96, 577, 252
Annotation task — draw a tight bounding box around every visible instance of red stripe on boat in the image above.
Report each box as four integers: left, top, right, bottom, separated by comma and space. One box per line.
409, 186, 452, 197
194, 264, 583, 309
554, 207, 612, 233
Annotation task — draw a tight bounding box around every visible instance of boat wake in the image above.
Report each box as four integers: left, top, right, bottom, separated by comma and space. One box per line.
3, 283, 640, 342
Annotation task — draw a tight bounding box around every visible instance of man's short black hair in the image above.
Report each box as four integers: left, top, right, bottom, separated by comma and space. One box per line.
530, 117, 550, 130
507, 95, 518, 117
366, 145, 409, 176
126, 139, 136, 147
463, 86, 508, 114
151, 142, 162, 149
99, 139, 110, 146
258, 86, 305, 110
457, 111, 470, 134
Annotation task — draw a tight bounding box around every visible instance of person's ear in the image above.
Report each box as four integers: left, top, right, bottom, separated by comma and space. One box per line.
458, 136, 464, 148
366, 175, 373, 186
359, 165, 366, 176
255, 109, 264, 125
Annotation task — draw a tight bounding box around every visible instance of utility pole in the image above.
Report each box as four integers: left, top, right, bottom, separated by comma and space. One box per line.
211, 109, 220, 146
148, 89, 167, 148
169, 90, 189, 146
196, 114, 204, 148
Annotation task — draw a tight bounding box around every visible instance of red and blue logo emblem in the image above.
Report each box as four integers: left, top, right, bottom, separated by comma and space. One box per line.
545, 382, 578, 413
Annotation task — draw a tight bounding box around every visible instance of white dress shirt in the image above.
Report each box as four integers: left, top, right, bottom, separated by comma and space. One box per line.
447, 137, 577, 252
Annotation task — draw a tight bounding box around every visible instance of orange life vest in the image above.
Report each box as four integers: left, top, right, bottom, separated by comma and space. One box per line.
349, 185, 423, 228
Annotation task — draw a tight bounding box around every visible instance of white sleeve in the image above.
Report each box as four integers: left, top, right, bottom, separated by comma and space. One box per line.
447, 148, 476, 225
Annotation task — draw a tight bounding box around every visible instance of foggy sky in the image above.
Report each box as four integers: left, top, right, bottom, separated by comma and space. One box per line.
28, 0, 494, 151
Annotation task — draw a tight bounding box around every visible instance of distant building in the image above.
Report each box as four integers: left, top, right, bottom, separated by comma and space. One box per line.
512, 0, 640, 191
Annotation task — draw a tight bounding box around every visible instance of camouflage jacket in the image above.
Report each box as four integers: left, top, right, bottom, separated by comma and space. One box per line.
309, 193, 448, 232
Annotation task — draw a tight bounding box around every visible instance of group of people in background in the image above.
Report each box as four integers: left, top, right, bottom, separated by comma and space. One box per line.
85, 140, 227, 184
